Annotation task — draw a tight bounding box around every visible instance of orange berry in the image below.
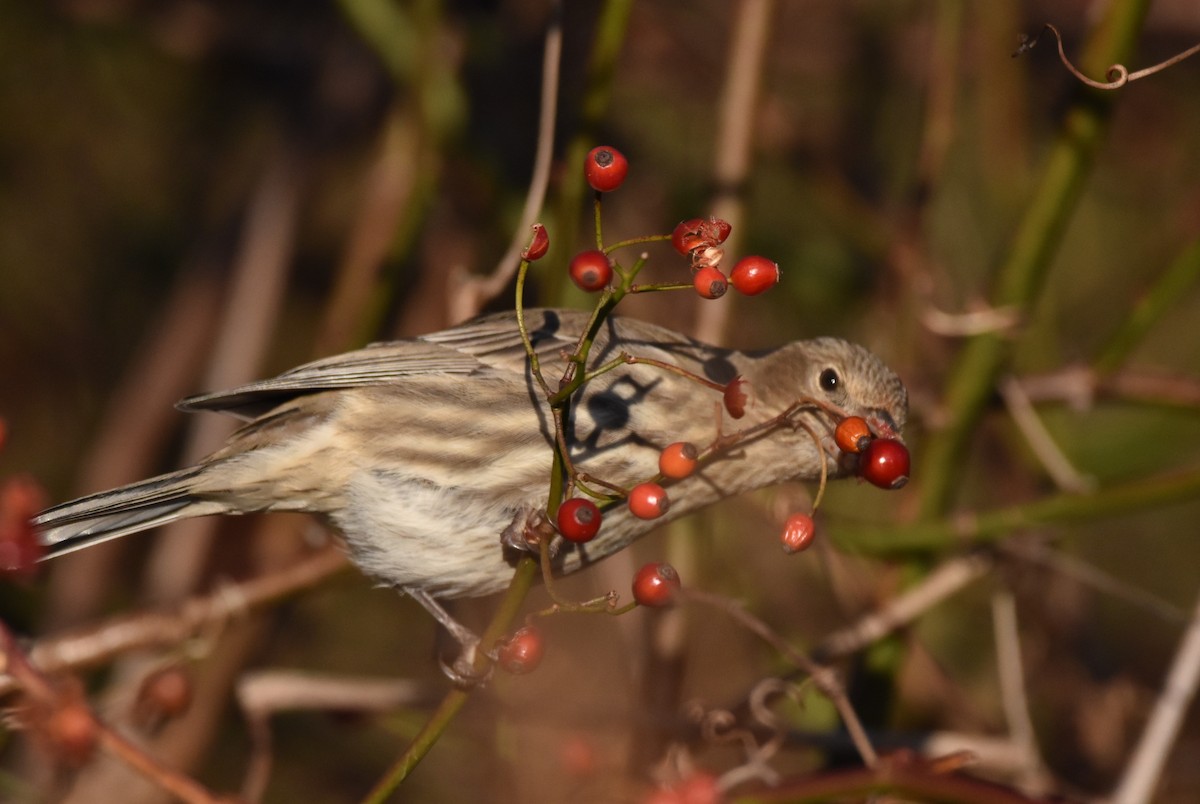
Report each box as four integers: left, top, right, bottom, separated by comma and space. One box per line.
834, 416, 873, 454
658, 442, 699, 479
692, 265, 727, 299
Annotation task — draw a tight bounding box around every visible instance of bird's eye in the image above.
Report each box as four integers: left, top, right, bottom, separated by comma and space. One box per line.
819, 368, 840, 392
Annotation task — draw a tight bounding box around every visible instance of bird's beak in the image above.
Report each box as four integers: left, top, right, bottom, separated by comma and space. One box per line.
866, 409, 902, 441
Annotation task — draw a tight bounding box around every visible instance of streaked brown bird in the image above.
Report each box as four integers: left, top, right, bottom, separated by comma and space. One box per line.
35, 309, 907, 630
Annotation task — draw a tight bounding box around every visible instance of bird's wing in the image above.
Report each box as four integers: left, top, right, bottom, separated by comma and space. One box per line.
177, 309, 590, 418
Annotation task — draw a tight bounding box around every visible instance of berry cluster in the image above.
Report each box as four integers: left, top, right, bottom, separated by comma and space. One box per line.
507, 146, 911, 674
537, 145, 783, 300
774, 417, 910, 554
671, 217, 780, 300
835, 415, 910, 490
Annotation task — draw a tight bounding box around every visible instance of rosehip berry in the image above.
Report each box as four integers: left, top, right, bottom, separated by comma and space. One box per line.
692, 265, 727, 299
135, 664, 194, 721
632, 562, 681, 607
706, 218, 732, 246
556, 497, 601, 543
675, 771, 722, 804
658, 442, 699, 479
671, 218, 707, 255
729, 255, 780, 295
584, 145, 629, 193
628, 482, 669, 519
834, 416, 873, 454
671, 217, 732, 257
858, 437, 911, 489
560, 733, 598, 777
569, 250, 613, 292
0, 476, 47, 579
723, 376, 749, 419
497, 625, 545, 674
45, 703, 98, 767
521, 223, 550, 261
780, 513, 816, 554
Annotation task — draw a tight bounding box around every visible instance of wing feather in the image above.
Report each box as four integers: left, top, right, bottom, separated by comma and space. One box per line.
178, 309, 589, 418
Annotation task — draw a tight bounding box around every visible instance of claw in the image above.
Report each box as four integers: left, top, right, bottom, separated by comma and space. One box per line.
439, 644, 494, 688
401, 586, 492, 686
499, 506, 555, 554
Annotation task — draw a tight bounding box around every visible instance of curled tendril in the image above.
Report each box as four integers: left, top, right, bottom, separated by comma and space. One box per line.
697, 707, 758, 753
1015, 23, 1200, 90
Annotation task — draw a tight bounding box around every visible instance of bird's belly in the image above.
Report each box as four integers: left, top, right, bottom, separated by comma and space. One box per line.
332, 469, 535, 598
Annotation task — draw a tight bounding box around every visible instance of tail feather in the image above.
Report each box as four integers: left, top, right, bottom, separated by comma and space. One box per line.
34, 467, 226, 558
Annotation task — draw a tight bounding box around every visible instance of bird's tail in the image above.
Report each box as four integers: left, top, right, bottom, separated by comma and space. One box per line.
34, 467, 227, 558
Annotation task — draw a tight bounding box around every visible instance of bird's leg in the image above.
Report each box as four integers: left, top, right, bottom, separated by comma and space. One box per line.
401, 586, 491, 686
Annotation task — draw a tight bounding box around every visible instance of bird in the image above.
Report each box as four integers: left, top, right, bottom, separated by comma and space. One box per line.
34, 308, 908, 634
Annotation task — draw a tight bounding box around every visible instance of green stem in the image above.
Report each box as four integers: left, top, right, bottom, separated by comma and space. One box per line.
917, 0, 1151, 518
1093, 236, 1200, 376
836, 464, 1200, 555
361, 557, 539, 802
605, 233, 672, 254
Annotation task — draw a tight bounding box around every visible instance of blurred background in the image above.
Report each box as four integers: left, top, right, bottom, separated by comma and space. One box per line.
2, 0, 1199, 801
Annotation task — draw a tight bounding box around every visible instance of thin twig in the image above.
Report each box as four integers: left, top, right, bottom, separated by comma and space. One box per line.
0, 625, 224, 804
684, 589, 878, 767
814, 553, 994, 660
990, 591, 1050, 796
0, 546, 348, 697
237, 670, 430, 803
922, 304, 1021, 337
448, 3, 562, 324
998, 375, 1094, 494
1111, 588, 1200, 804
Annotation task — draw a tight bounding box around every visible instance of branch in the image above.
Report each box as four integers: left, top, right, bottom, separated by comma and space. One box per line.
0, 546, 348, 697
917, 0, 1150, 517
836, 464, 1200, 555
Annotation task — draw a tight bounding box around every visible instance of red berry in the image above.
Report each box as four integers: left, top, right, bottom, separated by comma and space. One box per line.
135, 664, 194, 721
834, 416, 873, 454
632, 562, 681, 607
584, 146, 629, 192
729, 255, 780, 295
560, 733, 598, 777
780, 513, 816, 553
858, 438, 911, 489
0, 417, 7, 454
569, 250, 613, 292
692, 265, 727, 299
671, 217, 732, 256
556, 497, 602, 543
521, 223, 550, 261
658, 442, 699, 479
628, 482, 669, 520
0, 476, 47, 579
497, 625, 545, 674
671, 218, 707, 255
706, 218, 732, 246
675, 772, 722, 804
45, 703, 98, 767
723, 376, 750, 419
